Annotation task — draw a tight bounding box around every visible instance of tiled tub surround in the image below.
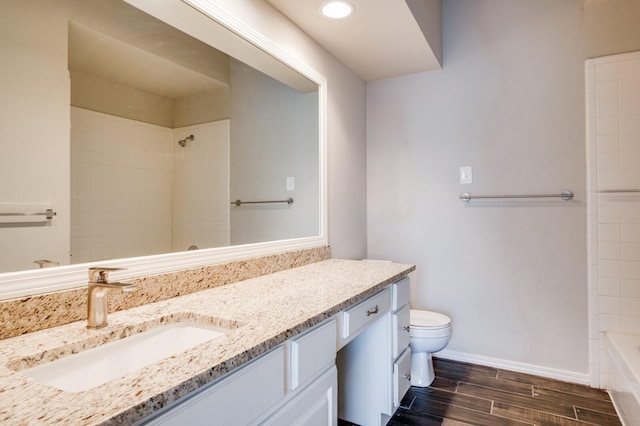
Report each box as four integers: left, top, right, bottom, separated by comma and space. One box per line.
0, 258, 414, 425
0, 246, 330, 340
586, 50, 640, 388
71, 108, 232, 263
606, 332, 640, 425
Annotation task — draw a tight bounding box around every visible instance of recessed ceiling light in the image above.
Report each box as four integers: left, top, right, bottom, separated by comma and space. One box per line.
321, 1, 354, 19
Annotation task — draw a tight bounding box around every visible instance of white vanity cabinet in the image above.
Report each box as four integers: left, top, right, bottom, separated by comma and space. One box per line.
140, 347, 286, 426
270, 320, 338, 425
140, 319, 337, 426
337, 278, 412, 426
261, 366, 337, 426
138, 278, 412, 426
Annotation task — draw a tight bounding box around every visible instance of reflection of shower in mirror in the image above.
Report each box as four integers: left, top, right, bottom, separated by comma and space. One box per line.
178, 134, 195, 147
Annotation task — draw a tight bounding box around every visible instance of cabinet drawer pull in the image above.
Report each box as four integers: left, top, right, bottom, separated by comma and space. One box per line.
403, 325, 410, 332
404, 373, 411, 381
366, 305, 379, 316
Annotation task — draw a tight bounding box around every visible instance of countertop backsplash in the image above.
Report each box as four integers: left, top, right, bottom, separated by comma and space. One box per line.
0, 246, 331, 340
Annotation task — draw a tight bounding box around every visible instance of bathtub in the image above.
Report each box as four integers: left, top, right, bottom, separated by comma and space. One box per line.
606, 332, 640, 426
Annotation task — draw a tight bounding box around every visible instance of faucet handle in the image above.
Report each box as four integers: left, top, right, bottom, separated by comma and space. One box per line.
34, 259, 59, 268
88, 267, 127, 283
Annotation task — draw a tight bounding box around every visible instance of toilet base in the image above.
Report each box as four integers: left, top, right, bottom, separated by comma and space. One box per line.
410, 351, 435, 387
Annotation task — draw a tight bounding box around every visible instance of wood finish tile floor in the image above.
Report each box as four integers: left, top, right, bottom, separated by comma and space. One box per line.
386, 358, 622, 426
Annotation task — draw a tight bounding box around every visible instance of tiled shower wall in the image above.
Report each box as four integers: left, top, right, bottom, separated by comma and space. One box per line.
172, 120, 230, 252
586, 51, 640, 388
70, 107, 229, 263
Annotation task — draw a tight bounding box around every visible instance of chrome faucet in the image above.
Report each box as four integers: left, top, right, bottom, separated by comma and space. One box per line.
87, 267, 136, 329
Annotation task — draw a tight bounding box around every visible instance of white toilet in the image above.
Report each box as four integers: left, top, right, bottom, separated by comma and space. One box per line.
409, 309, 452, 387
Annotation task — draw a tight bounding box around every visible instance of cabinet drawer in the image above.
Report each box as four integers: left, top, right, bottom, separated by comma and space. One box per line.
288, 319, 336, 391
144, 347, 285, 426
341, 288, 390, 339
392, 305, 410, 359
391, 277, 410, 312
393, 348, 412, 409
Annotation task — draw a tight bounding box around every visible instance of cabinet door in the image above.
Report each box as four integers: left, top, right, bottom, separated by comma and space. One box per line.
393, 348, 412, 409
262, 366, 337, 426
289, 320, 336, 391
143, 347, 285, 426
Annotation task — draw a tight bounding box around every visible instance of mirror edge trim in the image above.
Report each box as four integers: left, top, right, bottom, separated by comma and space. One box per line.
0, 0, 328, 301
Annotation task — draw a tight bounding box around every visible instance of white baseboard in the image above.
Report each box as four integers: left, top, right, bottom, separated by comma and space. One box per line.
436, 349, 591, 386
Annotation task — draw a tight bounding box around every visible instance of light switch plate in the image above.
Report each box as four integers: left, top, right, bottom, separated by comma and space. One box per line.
286, 176, 295, 191
460, 167, 472, 184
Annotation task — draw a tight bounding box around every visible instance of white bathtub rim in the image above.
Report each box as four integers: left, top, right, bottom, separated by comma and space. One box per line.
606, 332, 640, 392
606, 331, 640, 426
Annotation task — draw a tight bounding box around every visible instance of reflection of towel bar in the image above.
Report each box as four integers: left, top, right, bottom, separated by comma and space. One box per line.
598, 189, 640, 194
0, 209, 56, 219
231, 198, 294, 207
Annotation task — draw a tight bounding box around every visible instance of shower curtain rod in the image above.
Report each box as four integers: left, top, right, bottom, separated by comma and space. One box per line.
459, 190, 574, 202
231, 198, 294, 207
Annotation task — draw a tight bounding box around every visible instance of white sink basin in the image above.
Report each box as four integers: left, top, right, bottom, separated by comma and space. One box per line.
20, 321, 230, 392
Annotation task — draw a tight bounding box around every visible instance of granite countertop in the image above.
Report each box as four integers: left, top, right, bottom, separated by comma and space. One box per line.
0, 259, 414, 425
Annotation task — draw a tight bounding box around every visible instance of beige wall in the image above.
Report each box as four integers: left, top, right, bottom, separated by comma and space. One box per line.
173, 89, 230, 128
367, 0, 640, 381
71, 72, 230, 128
229, 60, 319, 245
0, 1, 72, 272
172, 120, 230, 252
71, 71, 174, 127
405, 0, 443, 67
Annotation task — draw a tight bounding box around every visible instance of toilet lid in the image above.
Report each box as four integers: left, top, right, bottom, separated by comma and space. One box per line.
410, 309, 451, 329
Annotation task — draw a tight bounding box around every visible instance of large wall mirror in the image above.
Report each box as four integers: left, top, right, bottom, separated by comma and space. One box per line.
0, 0, 327, 299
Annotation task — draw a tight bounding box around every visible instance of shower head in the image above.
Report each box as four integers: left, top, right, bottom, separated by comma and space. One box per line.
178, 134, 195, 147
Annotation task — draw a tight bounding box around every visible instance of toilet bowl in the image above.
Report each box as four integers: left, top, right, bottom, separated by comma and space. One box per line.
409, 309, 452, 387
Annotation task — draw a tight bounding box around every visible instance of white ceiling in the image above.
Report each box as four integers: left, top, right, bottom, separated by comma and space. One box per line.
67, 0, 319, 102
67, 1, 233, 100
69, 22, 228, 99
266, 0, 443, 81
67, 0, 441, 95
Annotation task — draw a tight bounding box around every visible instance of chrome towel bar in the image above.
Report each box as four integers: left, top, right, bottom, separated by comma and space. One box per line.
460, 190, 574, 202
0, 209, 56, 219
231, 198, 294, 207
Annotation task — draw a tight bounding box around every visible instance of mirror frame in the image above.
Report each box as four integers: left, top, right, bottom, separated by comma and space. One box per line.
0, 0, 327, 300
